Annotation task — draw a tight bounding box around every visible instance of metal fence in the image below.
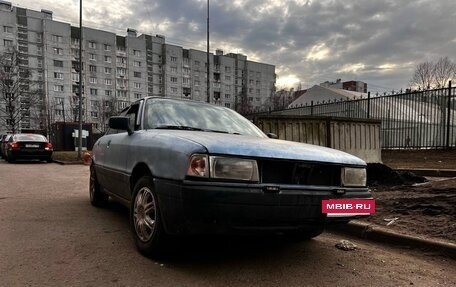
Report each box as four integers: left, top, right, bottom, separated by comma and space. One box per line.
249, 82, 455, 149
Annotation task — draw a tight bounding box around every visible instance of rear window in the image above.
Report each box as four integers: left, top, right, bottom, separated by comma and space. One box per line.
14, 134, 47, 142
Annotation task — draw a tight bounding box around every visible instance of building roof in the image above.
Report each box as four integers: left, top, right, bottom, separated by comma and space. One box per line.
287, 85, 367, 108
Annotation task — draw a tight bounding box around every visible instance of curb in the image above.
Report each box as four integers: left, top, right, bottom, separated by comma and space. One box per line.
52, 159, 85, 165
328, 220, 456, 259
395, 168, 456, 177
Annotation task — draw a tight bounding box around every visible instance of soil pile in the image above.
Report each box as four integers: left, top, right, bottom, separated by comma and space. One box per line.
367, 163, 427, 186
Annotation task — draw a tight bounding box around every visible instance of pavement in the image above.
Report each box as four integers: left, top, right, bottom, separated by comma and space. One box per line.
10, 160, 456, 261
329, 221, 456, 259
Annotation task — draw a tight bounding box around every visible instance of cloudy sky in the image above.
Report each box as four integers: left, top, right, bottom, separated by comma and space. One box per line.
13, 0, 456, 93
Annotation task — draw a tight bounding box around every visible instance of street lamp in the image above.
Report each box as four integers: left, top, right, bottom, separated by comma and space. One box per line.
77, 0, 83, 160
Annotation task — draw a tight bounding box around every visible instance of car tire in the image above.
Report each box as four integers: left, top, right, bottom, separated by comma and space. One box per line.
46, 157, 53, 163
7, 155, 15, 163
130, 176, 168, 257
89, 165, 108, 207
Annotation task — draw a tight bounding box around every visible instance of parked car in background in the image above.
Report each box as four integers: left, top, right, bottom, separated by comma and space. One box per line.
1, 134, 13, 159
5, 134, 53, 163
91, 97, 372, 257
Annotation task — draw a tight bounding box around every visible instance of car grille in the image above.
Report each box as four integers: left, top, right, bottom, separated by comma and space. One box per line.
259, 159, 342, 186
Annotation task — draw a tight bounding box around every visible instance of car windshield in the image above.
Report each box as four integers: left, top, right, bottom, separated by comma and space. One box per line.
15, 134, 47, 142
144, 98, 267, 138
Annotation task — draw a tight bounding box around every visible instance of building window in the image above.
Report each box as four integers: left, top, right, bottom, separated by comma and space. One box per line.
116, 67, 126, 75
133, 50, 141, 56
91, 111, 98, 118
54, 60, 64, 68
248, 97, 253, 102
194, 60, 200, 66
53, 85, 64, 92
225, 66, 231, 73
225, 75, 231, 81
55, 97, 64, 104
170, 56, 177, 62
134, 93, 142, 99
170, 66, 177, 73
88, 41, 97, 49
133, 61, 141, 67
194, 80, 200, 86
134, 82, 141, 89
104, 44, 111, 51
105, 90, 112, 96
105, 79, 112, 85
89, 65, 97, 72
116, 56, 126, 64
105, 67, 112, 74
52, 35, 63, 42
89, 77, 97, 84
170, 77, 177, 83
53, 47, 63, 55
183, 78, 190, 84
224, 103, 231, 108
104, 56, 111, 63
183, 67, 190, 74
88, 53, 96, 61
36, 34, 42, 43
3, 26, 13, 33
116, 90, 127, 98
54, 72, 63, 80
225, 94, 231, 99
4, 39, 13, 47
71, 38, 79, 45
72, 73, 79, 82
256, 89, 260, 94
90, 88, 98, 96
225, 85, 231, 92
171, 87, 178, 93
134, 71, 141, 78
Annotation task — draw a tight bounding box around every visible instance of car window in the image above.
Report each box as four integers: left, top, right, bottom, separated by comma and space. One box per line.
15, 134, 47, 142
144, 98, 266, 138
126, 104, 140, 131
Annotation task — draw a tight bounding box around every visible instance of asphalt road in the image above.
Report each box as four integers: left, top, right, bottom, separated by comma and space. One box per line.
0, 160, 455, 287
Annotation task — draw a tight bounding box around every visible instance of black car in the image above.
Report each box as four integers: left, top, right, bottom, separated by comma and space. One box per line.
5, 134, 53, 163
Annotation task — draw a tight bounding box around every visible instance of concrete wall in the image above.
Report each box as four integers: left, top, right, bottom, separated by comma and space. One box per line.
253, 115, 382, 163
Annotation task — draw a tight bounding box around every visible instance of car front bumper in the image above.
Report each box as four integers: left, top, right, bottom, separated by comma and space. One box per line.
154, 179, 372, 235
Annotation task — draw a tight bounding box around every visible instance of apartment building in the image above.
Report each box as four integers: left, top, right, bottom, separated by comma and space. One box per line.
0, 2, 276, 134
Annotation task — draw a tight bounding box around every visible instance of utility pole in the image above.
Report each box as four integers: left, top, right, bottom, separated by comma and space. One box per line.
77, 0, 83, 160
206, 0, 210, 103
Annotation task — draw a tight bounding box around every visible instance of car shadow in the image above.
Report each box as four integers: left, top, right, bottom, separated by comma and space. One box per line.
102, 199, 319, 266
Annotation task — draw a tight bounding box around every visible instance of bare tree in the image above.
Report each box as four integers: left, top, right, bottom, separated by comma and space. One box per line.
433, 56, 455, 88
93, 97, 119, 134
0, 47, 42, 133
411, 61, 435, 90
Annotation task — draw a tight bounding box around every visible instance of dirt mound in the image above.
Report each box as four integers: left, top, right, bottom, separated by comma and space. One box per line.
367, 163, 427, 187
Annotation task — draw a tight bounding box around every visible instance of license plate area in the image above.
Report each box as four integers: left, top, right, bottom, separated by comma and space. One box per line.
25, 144, 40, 148
322, 199, 375, 217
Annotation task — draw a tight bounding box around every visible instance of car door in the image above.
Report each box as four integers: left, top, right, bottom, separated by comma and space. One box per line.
102, 103, 141, 200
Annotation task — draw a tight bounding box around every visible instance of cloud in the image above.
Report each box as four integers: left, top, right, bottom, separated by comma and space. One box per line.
13, 0, 456, 92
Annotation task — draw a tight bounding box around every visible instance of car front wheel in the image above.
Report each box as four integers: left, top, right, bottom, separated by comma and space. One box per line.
130, 176, 167, 257
89, 165, 108, 207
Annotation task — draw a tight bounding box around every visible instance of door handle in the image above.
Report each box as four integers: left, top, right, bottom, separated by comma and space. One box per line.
107, 140, 111, 148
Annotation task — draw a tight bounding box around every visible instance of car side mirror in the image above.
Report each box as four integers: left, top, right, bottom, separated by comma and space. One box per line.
109, 116, 133, 135
266, 133, 278, 139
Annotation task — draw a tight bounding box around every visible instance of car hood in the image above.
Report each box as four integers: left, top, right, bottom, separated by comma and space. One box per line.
156, 130, 366, 166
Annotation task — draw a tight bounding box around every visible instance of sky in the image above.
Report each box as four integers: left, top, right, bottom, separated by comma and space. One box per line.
13, 0, 456, 93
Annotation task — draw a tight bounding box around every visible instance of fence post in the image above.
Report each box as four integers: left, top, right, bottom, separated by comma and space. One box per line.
446, 80, 452, 148
367, 91, 371, 118
311, 100, 314, 116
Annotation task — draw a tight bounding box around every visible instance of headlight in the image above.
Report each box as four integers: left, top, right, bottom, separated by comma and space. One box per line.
186, 154, 259, 182
341, 167, 367, 187
210, 156, 259, 181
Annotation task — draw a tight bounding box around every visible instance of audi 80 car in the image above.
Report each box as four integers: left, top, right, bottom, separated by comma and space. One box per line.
91, 97, 371, 256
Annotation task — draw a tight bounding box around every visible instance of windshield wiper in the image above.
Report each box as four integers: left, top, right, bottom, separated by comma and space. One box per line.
154, 125, 241, 135
154, 125, 206, 131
